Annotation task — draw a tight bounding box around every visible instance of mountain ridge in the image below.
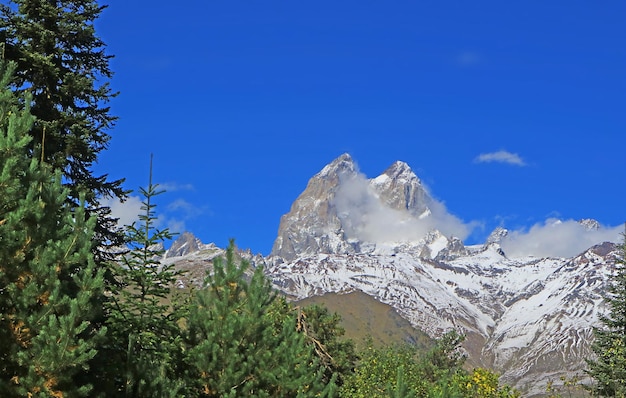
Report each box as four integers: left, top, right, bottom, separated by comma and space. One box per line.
264, 154, 618, 396
165, 154, 619, 396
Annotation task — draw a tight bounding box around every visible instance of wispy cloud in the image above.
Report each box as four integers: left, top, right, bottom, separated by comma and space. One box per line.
158, 182, 195, 192
500, 219, 622, 258
332, 171, 476, 244
100, 194, 207, 235
162, 198, 209, 234
100, 195, 143, 227
474, 150, 527, 166
165, 218, 187, 235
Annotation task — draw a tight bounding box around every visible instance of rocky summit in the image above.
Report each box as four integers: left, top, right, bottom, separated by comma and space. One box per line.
165, 231, 203, 258
271, 153, 434, 262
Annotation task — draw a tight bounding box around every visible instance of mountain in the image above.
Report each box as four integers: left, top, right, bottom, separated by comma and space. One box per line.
263, 154, 618, 396
164, 233, 264, 288
163, 154, 618, 396
165, 231, 203, 258
297, 291, 432, 350
271, 153, 360, 262
271, 154, 435, 262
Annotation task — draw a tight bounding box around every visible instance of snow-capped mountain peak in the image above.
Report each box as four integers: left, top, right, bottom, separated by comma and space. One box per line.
264, 155, 620, 396
317, 152, 356, 178
165, 231, 204, 258
271, 154, 442, 262
579, 218, 601, 231
486, 227, 509, 244
370, 160, 430, 216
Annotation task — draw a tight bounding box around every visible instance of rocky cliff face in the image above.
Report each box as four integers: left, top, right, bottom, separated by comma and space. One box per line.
369, 160, 430, 216
165, 231, 203, 258
271, 153, 358, 262
271, 154, 437, 262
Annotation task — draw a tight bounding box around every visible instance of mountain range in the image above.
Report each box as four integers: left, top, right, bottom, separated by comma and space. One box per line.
165, 154, 620, 397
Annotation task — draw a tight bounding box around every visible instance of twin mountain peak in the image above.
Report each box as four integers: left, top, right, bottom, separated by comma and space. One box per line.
272, 153, 444, 261
168, 153, 445, 260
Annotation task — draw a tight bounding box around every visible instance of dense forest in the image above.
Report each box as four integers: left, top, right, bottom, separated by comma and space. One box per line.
0, 1, 624, 396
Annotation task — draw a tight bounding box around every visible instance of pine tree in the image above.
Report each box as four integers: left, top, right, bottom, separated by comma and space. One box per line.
184, 241, 335, 397
291, 303, 358, 386
0, 0, 125, 254
101, 157, 186, 397
587, 227, 626, 397
0, 60, 106, 397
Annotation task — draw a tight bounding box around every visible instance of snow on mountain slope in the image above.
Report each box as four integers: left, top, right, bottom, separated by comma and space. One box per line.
267, 238, 617, 396
264, 154, 620, 396
165, 231, 204, 258
163, 154, 619, 396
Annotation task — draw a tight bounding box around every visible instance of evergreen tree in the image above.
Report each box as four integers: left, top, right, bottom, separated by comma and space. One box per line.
587, 228, 626, 397
0, 60, 105, 397
184, 241, 335, 397
0, 0, 126, 253
101, 158, 186, 397
294, 303, 358, 386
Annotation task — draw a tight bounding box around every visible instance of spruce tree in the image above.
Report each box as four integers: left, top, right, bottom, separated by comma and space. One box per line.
102, 158, 186, 397
288, 303, 357, 386
184, 241, 335, 397
0, 61, 105, 397
0, 0, 125, 253
587, 228, 626, 397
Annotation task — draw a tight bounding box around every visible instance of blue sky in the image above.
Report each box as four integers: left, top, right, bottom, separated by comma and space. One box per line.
95, 1, 625, 256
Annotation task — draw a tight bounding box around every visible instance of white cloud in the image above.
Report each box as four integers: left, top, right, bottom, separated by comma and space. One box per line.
100, 195, 143, 227
166, 199, 206, 223
158, 182, 195, 192
161, 198, 208, 235
474, 150, 526, 166
165, 218, 187, 235
500, 219, 622, 258
332, 172, 475, 245
99, 194, 206, 236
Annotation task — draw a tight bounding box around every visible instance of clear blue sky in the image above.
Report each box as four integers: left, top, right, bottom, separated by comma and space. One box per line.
94, 1, 625, 255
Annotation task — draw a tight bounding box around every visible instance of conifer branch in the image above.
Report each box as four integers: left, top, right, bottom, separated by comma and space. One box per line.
295, 305, 335, 368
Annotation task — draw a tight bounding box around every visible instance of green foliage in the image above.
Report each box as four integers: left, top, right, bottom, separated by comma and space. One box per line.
101, 162, 186, 397
386, 366, 416, 398
587, 229, 626, 397
546, 375, 591, 398
184, 241, 336, 397
339, 339, 431, 397
339, 330, 518, 398
0, 0, 126, 253
455, 368, 520, 398
281, 302, 358, 386
0, 60, 105, 397
420, 329, 466, 382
